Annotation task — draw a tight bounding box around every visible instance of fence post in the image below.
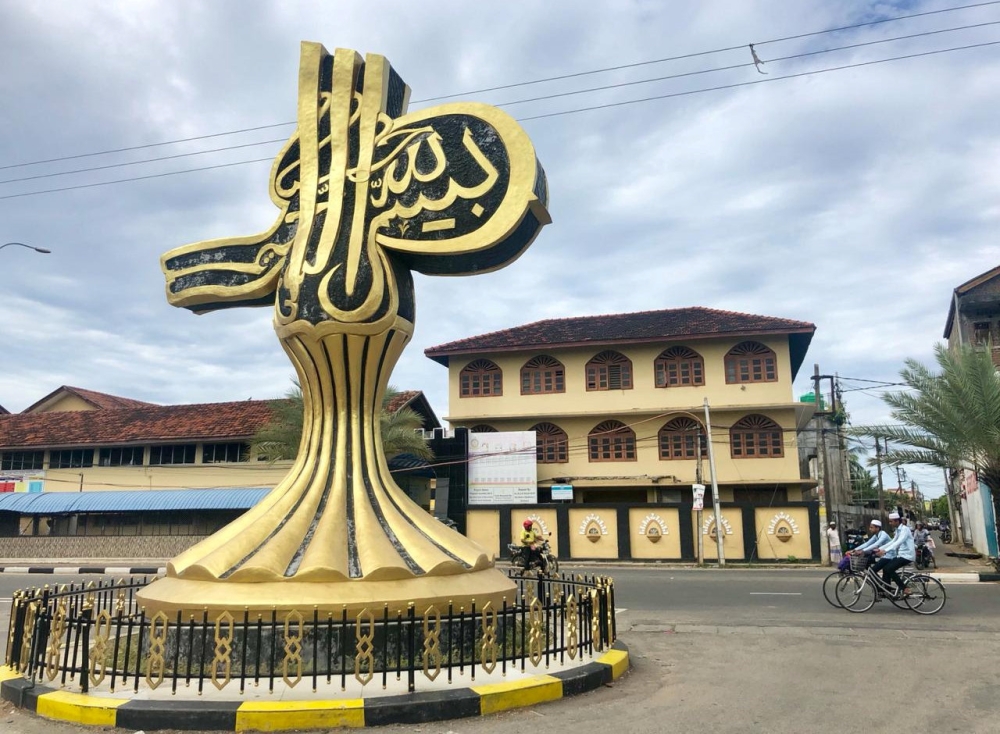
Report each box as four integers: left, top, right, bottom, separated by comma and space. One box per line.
80, 604, 93, 694
406, 603, 416, 693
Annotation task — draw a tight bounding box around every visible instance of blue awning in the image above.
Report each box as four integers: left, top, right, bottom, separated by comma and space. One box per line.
0, 488, 271, 515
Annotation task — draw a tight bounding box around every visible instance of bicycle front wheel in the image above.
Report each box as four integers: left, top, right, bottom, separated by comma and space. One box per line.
823, 571, 847, 607
906, 575, 947, 615
836, 575, 876, 612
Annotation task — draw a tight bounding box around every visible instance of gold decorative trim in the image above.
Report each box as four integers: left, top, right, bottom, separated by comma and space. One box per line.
146, 611, 169, 690
354, 608, 376, 686
480, 602, 498, 674
528, 596, 543, 667
44, 598, 67, 682
566, 594, 579, 660
89, 609, 112, 687
421, 605, 442, 682
282, 610, 304, 688
211, 611, 234, 690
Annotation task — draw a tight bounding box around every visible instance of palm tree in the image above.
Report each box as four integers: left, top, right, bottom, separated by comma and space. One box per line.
252, 381, 433, 463
854, 343, 1000, 544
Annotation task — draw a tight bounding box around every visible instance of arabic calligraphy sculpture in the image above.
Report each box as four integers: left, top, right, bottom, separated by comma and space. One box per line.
138, 43, 550, 617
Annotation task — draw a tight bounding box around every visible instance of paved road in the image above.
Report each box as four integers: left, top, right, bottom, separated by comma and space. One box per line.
2, 568, 998, 733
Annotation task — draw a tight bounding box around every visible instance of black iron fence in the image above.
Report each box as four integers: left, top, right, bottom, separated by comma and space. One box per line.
3, 572, 616, 696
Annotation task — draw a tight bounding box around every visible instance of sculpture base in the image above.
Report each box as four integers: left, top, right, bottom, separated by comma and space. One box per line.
136, 567, 517, 619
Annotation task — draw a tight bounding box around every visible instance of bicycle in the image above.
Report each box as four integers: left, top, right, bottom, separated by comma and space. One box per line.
822, 564, 858, 608
835, 553, 946, 615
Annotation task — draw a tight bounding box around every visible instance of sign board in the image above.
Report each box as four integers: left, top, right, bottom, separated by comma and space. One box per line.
550, 484, 574, 501
0, 472, 44, 494
692, 483, 706, 511
468, 431, 538, 504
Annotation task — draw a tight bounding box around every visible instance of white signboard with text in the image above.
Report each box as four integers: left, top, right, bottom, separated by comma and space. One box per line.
468, 431, 538, 505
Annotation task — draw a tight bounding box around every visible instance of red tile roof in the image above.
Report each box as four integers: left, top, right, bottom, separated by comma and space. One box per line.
425, 306, 816, 364
0, 400, 276, 449
384, 390, 420, 415
21, 386, 158, 414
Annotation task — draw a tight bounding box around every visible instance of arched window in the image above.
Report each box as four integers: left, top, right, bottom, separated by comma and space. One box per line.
730, 414, 783, 458
655, 346, 705, 388
658, 417, 707, 460
460, 359, 503, 397
586, 351, 633, 391
588, 420, 636, 462
724, 341, 777, 384
520, 355, 565, 395
532, 422, 568, 463
469, 424, 498, 433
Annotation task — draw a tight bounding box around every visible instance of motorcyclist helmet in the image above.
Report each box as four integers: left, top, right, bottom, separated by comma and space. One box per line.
523, 519, 534, 529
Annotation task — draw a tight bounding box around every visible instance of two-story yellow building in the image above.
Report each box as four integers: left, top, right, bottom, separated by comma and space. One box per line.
426, 307, 821, 562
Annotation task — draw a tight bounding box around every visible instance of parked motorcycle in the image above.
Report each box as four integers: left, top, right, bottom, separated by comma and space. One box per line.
508, 537, 558, 575
940, 527, 953, 544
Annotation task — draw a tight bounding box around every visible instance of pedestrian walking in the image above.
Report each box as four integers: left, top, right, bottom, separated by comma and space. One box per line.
826, 521, 842, 565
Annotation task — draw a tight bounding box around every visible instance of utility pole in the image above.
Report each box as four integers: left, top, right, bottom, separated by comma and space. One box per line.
813, 365, 834, 547
696, 434, 704, 567
703, 398, 725, 567
874, 436, 886, 518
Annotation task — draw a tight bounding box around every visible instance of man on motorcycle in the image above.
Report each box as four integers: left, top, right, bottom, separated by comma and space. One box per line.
913, 522, 932, 568
520, 519, 547, 572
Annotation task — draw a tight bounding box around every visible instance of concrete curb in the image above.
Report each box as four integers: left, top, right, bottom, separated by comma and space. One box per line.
1, 641, 629, 730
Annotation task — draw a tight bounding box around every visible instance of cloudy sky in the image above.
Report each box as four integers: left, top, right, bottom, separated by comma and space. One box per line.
2, 0, 998, 496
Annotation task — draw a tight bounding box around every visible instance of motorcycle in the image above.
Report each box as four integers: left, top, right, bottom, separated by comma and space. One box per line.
915, 542, 935, 570
508, 537, 558, 575
940, 527, 952, 544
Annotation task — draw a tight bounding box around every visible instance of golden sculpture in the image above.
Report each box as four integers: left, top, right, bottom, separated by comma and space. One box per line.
138, 42, 549, 617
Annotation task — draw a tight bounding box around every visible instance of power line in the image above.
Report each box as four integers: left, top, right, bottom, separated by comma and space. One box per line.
7, 19, 995, 188
3, 38, 996, 202
0, 138, 288, 186
413, 0, 1000, 102
5, 0, 997, 173
0, 157, 275, 201
494, 20, 1000, 110
517, 39, 1000, 122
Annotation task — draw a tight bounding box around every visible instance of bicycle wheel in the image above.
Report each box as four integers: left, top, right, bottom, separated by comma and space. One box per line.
836, 575, 876, 612
822, 571, 848, 607
906, 575, 946, 615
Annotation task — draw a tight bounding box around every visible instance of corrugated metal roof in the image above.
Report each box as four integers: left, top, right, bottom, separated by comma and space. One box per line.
0, 488, 270, 515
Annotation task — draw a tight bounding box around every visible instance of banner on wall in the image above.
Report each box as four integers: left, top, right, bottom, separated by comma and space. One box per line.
468, 431, 538, 505
0, 471, 45, 493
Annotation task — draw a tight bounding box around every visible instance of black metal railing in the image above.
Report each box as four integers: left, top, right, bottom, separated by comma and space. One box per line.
3, 572, 616, 695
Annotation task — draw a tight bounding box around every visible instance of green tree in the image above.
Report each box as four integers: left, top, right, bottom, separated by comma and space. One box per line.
931, 495, 950, 519
252, 382, 433, 463
854, 344, 1000, 546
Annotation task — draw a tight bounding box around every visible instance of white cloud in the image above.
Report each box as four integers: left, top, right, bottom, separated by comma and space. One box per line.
2, 0, 999, 498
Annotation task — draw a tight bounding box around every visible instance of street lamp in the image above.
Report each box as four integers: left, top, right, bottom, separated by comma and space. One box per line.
0, 242, 51, 254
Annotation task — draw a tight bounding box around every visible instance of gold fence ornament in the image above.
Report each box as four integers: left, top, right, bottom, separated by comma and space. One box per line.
211, 611, 234, 691
89, 609, 112, 687
115, 580, 127, 616
44, 598, 68, 682
282, 609, 304, 688
528, 596, 543, 667
480, 602, 498, 674
566, 594, 579, 660
146, 611, 169, 690
590, 589, 602, 653
421, 605, 442, 682
6, 592, 21, 667
354, 608, 376, 686
18, 600, 38, 674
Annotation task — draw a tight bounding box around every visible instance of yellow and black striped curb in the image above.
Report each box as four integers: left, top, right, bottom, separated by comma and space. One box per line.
1, 641, 628, 730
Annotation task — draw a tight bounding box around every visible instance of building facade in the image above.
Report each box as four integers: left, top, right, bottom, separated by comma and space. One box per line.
425, 307, 817, 505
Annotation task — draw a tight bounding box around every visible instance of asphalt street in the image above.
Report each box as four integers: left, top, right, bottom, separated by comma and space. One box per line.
2, 568, 999, 733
